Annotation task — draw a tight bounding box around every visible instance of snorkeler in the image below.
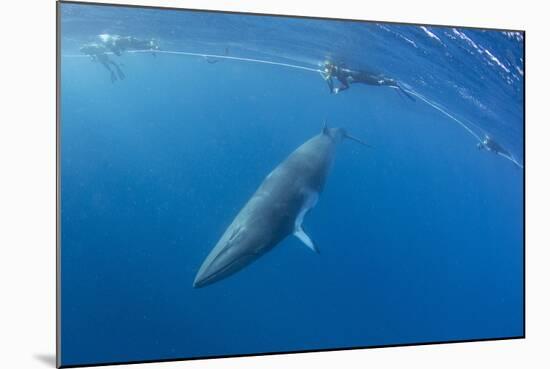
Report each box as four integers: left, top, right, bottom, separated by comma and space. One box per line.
477, 134, 511, 156
321, 60, 415, 101
204, 47, 230, 64
477, 134, 522, 168
80, 43, 126, 83
98, 34, 160, 56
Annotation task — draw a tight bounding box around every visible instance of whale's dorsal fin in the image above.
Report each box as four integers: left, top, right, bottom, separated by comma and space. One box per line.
294, 227, 319, 253
322, 121, 329, 135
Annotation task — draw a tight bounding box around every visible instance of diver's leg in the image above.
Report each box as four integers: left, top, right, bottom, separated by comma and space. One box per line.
334, 77, 349, 94
110, 61, 125, 80
326, 78, 335, 94
101, 61, 117, 83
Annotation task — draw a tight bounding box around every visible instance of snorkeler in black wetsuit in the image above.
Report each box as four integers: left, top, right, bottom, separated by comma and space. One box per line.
80, 43, 125, 83
321, 60, 415, 101
477, 134, 522, 168
204, 47, 230, 64
98, 34, 160, 56
477, 134, 511, 156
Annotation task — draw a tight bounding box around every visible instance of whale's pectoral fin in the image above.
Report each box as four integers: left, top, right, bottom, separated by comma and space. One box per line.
294, 227, 319, 254
293, 190, 319, 253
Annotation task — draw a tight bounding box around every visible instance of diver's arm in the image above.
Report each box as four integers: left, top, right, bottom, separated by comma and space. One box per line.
396, 85, 416, 102
499, 148, 511, 157
380, 77, 398, 86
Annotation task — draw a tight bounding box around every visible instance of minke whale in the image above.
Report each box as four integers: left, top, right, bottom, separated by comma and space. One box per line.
193, 124, 368, 288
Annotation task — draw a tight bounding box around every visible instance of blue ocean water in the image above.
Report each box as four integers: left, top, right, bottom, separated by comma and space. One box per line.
59, 2, 524, 366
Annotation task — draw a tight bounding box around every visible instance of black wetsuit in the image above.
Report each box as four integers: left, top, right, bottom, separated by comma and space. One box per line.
329, 67, 396, 92
103, 36, 159, 56
325, 64, 415, 101
478, 135, 523, 168
81, 43, 125, 83
481, 136, 510, 157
